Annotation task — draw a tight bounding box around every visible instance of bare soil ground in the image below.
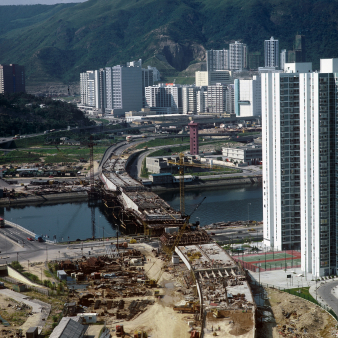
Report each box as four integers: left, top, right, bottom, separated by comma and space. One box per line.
204, 310, 254, 338
0, 293, 32, 327
267, 288, 337, 338
105, 243, 198, 338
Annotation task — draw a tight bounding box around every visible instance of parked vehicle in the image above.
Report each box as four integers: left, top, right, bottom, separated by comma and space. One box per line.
27, 237, 34, 241
34, 234, 43, 242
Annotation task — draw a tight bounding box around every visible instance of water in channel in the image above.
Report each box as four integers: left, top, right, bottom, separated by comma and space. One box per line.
158, 184, 263, 226
1, 184, 262, 241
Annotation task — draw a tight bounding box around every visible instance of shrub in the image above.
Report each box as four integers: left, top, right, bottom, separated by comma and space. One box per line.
10, 261, 23, 272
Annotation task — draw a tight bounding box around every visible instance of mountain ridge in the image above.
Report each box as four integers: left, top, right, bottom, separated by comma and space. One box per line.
0, 0, 338, 84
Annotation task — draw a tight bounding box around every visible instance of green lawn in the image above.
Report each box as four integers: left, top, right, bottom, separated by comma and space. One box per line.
284, 287, 318, 304
135, 137, 189, 149
0, 150, 41, 164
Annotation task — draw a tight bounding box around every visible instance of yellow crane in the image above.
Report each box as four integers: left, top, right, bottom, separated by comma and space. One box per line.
167, 153, 221, 214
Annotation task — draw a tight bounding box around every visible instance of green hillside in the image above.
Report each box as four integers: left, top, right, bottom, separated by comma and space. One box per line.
0, 0, 337, 84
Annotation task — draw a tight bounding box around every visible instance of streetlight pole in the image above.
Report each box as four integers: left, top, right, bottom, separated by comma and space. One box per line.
259, 258, 261, 285
247, 203, 251, 226
304, 252, 307, 281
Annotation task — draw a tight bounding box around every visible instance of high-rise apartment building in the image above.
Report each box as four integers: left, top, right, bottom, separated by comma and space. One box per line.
248, 52, 261, 70
234, 75, 261, 117
195, 70, 231, 86
294, 34, 306, 62
206, 49, 229, 71
197, 87, 207, 113
0, 64, 25, 94
81, 65, 142, 115
182, 87, 198, 114
95, 68, 106, 112
226, 84, 235, 114
229, 41, 247, 71
262, 59, 338, 277
145, 84, 182, 114
264, 37, 279, 68
206, 84, 226, 113
142, 68, 154, 107
280, 49, 288, 71
80, 70, 95, 107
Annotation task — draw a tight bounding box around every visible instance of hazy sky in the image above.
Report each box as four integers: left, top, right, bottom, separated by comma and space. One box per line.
0, 0, 86, 4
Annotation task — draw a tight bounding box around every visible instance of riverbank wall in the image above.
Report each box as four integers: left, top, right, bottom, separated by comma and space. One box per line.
150, 176, 262, 192
0, 191, 88, 206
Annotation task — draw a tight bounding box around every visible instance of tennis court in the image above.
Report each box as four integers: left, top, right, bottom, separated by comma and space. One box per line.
234, 250, 301, 272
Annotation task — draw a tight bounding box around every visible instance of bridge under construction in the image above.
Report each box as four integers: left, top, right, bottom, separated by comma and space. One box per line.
99, 142, 186, 236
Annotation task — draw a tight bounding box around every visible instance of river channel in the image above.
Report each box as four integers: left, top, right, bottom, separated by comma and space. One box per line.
0, 184, 262, 241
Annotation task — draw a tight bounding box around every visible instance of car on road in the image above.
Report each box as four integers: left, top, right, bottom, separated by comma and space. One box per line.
49, 175, 54, 178
27, 237, 34, 241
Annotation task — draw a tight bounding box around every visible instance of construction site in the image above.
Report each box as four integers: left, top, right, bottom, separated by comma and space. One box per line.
29, 240, 256, 337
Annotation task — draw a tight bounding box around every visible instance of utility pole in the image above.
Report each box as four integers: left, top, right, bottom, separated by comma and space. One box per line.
117, 232, 119, 256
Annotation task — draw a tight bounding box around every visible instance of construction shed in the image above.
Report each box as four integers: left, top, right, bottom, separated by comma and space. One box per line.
57, 270, 68, 280
76, 313, 98, 324
49, 317, 85, 338
26, 327, 38, 338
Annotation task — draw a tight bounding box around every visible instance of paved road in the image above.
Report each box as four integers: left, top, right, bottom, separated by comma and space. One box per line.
208, 226, 263, 243
317, 280, 338, 316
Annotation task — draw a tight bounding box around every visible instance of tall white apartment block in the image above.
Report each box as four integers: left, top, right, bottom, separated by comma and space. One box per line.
182, 87, 197, 114
207, 49, 229, 71
80, 70, 95, 107
264, 36, 279, 68
229, 41, 247, 71
280, 49, 288, 71
234, 75, 261, 117
262, 59, 338, 277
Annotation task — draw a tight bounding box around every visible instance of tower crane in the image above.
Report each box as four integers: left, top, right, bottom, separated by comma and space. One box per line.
167, 153, 221, 214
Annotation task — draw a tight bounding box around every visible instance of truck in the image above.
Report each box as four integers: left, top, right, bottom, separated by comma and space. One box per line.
116, 325, 125, 337
173, 301, 200, 314
34, 234, 43, 242
143, 279, 157, 288
126, 135, 133, 142
0, 217, 4, 228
